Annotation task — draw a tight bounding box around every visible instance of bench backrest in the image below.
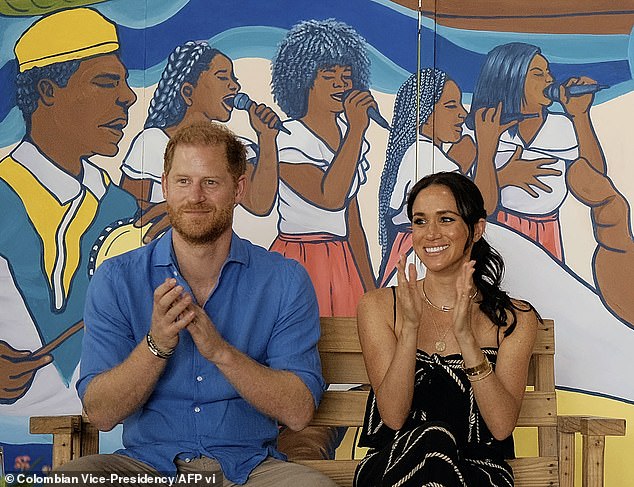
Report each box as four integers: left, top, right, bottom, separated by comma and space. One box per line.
299, 317, 558, 487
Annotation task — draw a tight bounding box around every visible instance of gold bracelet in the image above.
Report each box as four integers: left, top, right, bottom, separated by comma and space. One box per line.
146, 333, 175, 359
463, 355, 491, 377
468, 367, 493, 382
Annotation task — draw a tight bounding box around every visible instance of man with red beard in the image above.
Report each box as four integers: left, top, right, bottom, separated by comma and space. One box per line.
59, 121, 335, 486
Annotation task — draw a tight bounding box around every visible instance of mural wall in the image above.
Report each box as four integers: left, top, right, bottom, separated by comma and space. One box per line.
1, 0, 633, 483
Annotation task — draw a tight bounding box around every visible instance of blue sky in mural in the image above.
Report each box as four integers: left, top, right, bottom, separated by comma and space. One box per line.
1, 0, 633, 143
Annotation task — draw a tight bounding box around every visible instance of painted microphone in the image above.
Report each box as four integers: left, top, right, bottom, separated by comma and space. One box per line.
544, 83, 609, 102
499, 112, 539, 125
229, 93, 291, 135
341, 90, 391, 131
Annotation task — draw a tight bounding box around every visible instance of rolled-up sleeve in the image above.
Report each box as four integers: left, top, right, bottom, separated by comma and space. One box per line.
265, 260, 325, 407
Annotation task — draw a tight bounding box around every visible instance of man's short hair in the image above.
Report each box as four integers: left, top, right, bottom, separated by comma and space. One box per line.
163, 121, 247, 182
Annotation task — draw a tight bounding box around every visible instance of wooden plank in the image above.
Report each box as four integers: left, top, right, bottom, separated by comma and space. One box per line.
314, 390, 558, 428
310, 391, 368, 427
517, 392, 557, 427
318, 318, 553, 354
313, 391, 558, 428
533, 322, 554, 355
319, 317, 361, 353
321, 352, 368, 384
81, 419, 100, 457
30, 415, 81, 434
558, 430, 575, 487
507, 456, 559, 486
52, 433, 74, 469
582, 435, 605, 487
558, 416, 626, 437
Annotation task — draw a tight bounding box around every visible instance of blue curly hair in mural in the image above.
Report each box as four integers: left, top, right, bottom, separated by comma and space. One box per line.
271, 18, 371, 119
15, 60, 81, 130
466, 42, 542, 137
378, 68, 447, 257
145, 40, 221, 129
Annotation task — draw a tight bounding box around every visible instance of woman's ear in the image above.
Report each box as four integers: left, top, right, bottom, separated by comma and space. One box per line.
180, 82, 194, 106
473, 218, 486, 242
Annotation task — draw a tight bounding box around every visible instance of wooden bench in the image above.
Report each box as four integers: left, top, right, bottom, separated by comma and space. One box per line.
31, 318, 625, 486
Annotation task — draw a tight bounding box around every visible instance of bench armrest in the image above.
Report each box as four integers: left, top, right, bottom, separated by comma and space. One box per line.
30, 414, 100, 468
557, 415, 626, 487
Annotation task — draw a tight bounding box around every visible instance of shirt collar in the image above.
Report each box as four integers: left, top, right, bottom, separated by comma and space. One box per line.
152, 229, 250, 269
11, 140, 108, 204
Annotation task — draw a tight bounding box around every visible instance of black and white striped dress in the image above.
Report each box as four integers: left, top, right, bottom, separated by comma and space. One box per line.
354, 349, 515, 487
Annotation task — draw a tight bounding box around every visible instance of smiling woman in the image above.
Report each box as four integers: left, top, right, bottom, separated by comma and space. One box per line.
378, 68, 507, 287
355, 171, 540, 487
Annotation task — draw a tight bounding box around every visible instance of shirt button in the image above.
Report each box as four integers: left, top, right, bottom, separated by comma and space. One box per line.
194, 406, 201, 413
184, 458, 191, 463
173, 271, 178, 277
196, 376, 203, 382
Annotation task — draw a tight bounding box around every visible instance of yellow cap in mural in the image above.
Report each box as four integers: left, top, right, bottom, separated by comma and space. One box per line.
14, 8, 119, 72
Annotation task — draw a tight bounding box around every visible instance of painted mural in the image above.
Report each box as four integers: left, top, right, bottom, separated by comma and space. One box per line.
1, 0, 633, 483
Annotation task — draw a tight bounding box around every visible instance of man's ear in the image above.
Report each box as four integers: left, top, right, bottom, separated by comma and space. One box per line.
36, 79, 56, 107
161, 172, 168, 199
234, 174, 247, 206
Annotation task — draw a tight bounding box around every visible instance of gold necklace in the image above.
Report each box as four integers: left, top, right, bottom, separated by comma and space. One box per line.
426, 305, 451, 352
421, 279, 478, 312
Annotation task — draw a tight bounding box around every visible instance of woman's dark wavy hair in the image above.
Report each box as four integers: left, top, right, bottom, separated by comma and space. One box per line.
407, 171, 539, 336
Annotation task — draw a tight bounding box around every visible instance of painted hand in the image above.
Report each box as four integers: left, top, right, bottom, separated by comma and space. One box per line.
248, 102, 282, 137
560, 76, 597, 117
343, 89, 375, 133
498, 145, 560, 197
133, 201, 170, 244
0, 341, 52, 404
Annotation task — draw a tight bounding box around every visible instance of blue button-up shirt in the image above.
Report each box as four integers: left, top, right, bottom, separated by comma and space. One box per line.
77, 230, 325, 484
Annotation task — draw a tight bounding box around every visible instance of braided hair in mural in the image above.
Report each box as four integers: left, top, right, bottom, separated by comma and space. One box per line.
145, 41, 221, 129
378, 68, 446, 260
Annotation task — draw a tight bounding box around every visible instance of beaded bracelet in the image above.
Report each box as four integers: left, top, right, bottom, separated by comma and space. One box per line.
146, 333, 175, 359
463, 355, 493, 382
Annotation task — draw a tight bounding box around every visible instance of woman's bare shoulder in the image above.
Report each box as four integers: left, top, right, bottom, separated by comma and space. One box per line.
502, 298, 540, 338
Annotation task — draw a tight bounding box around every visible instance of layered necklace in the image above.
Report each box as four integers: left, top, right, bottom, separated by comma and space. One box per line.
421, 279, 478, 352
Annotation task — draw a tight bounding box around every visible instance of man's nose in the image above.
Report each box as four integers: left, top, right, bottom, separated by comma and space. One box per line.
188, 183, 206, 202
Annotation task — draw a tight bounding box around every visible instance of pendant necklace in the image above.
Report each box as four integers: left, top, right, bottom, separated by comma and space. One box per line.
421, 279, 478, 352
427, 307, 451, 352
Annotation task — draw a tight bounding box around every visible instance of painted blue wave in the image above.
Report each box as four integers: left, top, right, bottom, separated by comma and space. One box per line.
2, 0, 633, 145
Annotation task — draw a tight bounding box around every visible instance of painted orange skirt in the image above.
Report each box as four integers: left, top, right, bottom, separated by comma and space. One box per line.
270, 233, 365, 317
496, 210, 563, 261
379, 230, 413, 287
